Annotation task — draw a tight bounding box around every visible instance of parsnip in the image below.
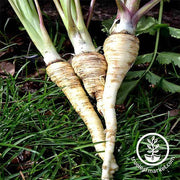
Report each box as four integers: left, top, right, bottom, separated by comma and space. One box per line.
72, 52, 107, 114
8, 0, 116, 170
102, 33, 139, 179
46, 61, 107, 159
102, 0, 161, 179
53, 0, 107, 115
54, 0, 119, 172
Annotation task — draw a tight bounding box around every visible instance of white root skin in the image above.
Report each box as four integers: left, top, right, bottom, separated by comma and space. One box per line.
69, 32, 96, 54
43, 49, 64, 65
110, 19, 134, 35
72, 52, 107, 114
46, 61, 118, 172
46, 61, 106, 159
102, 33, 139, 180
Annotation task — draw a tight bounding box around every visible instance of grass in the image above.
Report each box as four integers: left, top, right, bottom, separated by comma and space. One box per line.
0, 2, 180, 180
0, 71, 101, 179
0, 66, 179, 179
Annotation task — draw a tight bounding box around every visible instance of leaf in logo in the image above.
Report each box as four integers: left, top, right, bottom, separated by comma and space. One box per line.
154, 138, 158, 144
137, 133, 169, 166
154, 144, 159, 149
152, 136, 155, 142
147, 138, 152, 144
147, 144, 152, 150
154, 150, 159, 153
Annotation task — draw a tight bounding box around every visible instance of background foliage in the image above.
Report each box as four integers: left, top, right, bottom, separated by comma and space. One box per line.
0, 0, 179, 179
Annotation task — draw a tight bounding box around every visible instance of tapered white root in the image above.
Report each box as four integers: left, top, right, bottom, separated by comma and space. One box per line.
72, 52, 107, 115
46, 61, 105, 158
102, 33, 139, 179
46, 61, 118, 172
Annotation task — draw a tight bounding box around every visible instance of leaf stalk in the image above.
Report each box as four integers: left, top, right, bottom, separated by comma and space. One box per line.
8, 0, 62, 65
54, 0, 96, 54
111, 0, 161, 34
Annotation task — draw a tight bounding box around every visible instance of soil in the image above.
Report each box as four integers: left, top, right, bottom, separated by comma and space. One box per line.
1, 1, 180, 28
0, 1, 179, 177
0, 1, 179, 95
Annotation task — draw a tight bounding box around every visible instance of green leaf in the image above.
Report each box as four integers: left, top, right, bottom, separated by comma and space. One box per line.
157, 52, 180, 68
145, 71, 180, 93
136, 16, 169, 36
135, 53, 153, 65
0, 143, 39, 157
116, 80, 139, 104
153, 23, 169, 30
125, 70, 145, 80
168, 27, 180, 39
101, 16, 115, 34
136, 16, 157, 35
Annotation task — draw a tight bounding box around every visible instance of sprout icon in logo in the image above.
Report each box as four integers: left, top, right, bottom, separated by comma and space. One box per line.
145, 136, 160, 163
136, 133, 169, 166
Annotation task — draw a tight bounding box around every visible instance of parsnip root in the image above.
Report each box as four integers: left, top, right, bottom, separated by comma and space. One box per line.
102, 33, 139, 179
46, 61, 118, 174
46, 61, 105, 158
72, 52, 107, 114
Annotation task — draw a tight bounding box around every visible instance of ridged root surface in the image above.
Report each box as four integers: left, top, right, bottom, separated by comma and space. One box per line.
46, 61, 106, 159
72, 52, 107, 114
102, 33, 139, 180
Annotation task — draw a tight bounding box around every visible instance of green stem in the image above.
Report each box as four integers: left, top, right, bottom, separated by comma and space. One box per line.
53, 0, 95, 54
74, 0, 84, 29
145, 0, 163, 73
53, 0, 67, 28
133, 0, 163, 84
66, 0, 76, 33
8, 0, 62, 65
